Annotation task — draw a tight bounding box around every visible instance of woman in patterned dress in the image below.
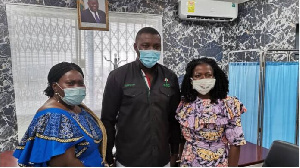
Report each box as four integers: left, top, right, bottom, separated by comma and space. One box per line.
176, 58, 246, 167
13, 62, 107, 167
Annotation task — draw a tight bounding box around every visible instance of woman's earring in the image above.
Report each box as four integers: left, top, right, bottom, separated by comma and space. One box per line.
54, 92, 60, 103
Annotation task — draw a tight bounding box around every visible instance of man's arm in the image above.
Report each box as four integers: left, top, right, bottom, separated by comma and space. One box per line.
169, 74, 181, 166
101, 72, 122, 165
80, 10, 88, 22
98, 10, 106, 24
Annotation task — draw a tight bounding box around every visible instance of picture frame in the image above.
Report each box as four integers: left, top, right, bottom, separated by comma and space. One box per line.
77, 0, 109, 31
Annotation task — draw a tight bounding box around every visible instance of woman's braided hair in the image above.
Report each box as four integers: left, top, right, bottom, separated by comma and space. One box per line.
44, 62, 84, 97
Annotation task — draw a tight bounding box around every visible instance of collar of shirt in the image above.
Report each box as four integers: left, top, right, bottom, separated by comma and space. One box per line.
136, 59, 158, 73
136, 60, 158, 90
88, 8, 100, 21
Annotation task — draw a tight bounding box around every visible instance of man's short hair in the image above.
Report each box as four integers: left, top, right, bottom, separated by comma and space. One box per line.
135, 27, 161, 42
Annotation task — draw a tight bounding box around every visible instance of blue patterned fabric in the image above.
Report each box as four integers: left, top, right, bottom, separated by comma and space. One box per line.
13, 108, 104, 167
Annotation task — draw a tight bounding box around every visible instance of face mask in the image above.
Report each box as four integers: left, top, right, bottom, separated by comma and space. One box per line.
192, 78, 216, 95
56, 83, 86, 106
139, 50, 161, 68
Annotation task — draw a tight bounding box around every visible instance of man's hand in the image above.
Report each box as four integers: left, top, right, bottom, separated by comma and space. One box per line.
105, 154, 115, 167
170, 154, 179, 167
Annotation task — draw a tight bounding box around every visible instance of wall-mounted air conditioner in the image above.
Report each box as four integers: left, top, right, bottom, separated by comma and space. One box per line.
178, 0, 238, 22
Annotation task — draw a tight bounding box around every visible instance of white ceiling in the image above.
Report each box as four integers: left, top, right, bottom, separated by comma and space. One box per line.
213, 0, 250, 4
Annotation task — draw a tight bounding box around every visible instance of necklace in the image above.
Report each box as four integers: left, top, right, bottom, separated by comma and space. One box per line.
51, 96, 80, 114
53, 93, 61, 103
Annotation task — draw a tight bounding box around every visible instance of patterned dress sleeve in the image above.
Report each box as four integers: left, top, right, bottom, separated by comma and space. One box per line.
13, 110, 85, 166
175, 100, 185, 119
175, 100, 195, 142
224, 96, 247, 146
175, 100, 191, 129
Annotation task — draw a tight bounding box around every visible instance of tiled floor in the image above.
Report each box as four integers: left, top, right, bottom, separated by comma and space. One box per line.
0, 151, 18, 167
247, 162, 263, 167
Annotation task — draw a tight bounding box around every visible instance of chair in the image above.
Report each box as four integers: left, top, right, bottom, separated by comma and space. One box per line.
262, 140, 299, 167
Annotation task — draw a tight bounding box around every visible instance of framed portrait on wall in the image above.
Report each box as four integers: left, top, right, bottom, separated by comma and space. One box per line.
78, 0, 109, 31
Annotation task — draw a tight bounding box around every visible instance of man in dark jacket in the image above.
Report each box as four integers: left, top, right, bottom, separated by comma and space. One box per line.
81, 0, 106, 24
101, 27, 181, 167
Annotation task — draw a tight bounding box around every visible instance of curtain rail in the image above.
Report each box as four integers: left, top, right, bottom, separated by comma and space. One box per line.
261, 49, 299, 146
227, 48, 299, 147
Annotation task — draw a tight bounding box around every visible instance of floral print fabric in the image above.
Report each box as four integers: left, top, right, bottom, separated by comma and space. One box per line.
175, 96, 246, 167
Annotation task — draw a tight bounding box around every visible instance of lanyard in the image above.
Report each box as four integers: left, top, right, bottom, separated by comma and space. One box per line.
141, 69, 151, 90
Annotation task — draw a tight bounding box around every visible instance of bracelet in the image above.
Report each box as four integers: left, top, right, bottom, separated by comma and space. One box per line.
171, 153, 181, 163
104, 163, 114, 167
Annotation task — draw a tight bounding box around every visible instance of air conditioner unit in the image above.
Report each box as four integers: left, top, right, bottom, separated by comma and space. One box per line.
178, 0, 238, 22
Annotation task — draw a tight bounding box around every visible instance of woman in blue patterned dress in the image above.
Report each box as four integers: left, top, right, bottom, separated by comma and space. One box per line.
13, 62, 107, 167
176, 58, 246, 167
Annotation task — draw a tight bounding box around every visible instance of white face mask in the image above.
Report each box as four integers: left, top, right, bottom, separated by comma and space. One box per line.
192, 78, 216, 95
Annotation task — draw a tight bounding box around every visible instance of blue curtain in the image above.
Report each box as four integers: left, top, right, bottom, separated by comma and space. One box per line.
262, 62, 299, 149
228, 62, 260, 144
